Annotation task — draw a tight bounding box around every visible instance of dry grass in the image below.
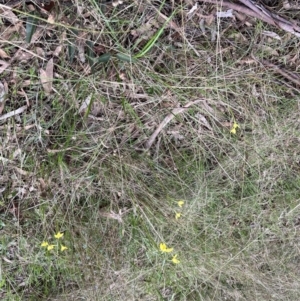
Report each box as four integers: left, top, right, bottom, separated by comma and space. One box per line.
1, 0, 300, 300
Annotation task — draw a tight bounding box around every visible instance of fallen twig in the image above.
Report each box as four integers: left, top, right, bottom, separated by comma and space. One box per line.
199, 0, 300, 37
259, 59, 300, 87
0, 105, 27, 121
144, 99, 204, 150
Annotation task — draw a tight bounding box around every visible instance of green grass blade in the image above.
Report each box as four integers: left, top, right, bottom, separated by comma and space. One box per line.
134, 10, 177, 59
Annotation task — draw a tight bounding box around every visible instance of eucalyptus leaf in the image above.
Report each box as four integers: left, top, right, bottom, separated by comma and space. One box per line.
67, 29, 78, 62
98, 53, 111, 63
86, 40, 95, 67
116, 53, 135, 63
25, 16, 37, 43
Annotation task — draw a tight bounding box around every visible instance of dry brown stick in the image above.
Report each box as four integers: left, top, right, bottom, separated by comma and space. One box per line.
259, 59, 300, 87
238, 0, 278, 26
198, 0, 300, 37
144, 99, 204, 150
239, 0, 300, 31
199, 0, 275, 23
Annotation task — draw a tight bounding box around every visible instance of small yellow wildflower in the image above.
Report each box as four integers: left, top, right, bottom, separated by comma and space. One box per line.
54, 232, 64, 239
60, 245, 68, 252
230, 121, 239, 134
160, 243, 173, 253
177, 200, 184, 208
41, 241, 49, 248
47, 244, 55, 251
175, 212, 181, 220
171, 254, 180, 264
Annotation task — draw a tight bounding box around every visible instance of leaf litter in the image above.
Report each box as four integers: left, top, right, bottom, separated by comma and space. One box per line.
0, 1, 300, 299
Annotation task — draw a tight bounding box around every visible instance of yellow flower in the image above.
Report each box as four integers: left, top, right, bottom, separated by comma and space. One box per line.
54, 232, 64, 239
41, 241, 49, 248
177, 200, 184, 208
60, 245, 68, 252
47, 244, 55, 251
230, 121, 239, 134
160, 243, 173, 253
175, 212, 181, 220
171, 254, 180, 264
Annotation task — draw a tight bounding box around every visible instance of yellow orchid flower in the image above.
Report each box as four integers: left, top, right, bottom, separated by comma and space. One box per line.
47, 244, 55, 251
159, 243, 173, 253
41, 241, 49, 248
54, 232, 64, 239
177, 200, 184, 208
60, 245, 68, 252
230, 121, 239, 134
175, 212, 181, 220
171, 254, 180, 264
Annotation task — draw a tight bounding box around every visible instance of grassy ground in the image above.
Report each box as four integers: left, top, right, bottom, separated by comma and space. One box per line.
1, 0, 300, 300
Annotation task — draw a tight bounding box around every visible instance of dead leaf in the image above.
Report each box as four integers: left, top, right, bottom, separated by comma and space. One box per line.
14, 50, 34, 63
167, 130, 185, 142
78, 94, 92, 114
0, 81, 7, 114
228, 32, 247, 41
14, 167, 29, 176
0, 22, 24, 41
195, 113, 213, 131
39, 178, 47, 191
30, 28, 45, 44
35, 47, 45, 57
262, 30, 281, 40
259, 45, 279, 56
40, 58, 53, 95
2, 9, 19, 24
53, 44, 63, 57
0, 49, 10, 59
0, 60, 10, 75
47, 13, 55, 24
0, 105, 27, 121
99, 209, 129, 223
216, 9, 234, 18
130, 18, 159, 41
